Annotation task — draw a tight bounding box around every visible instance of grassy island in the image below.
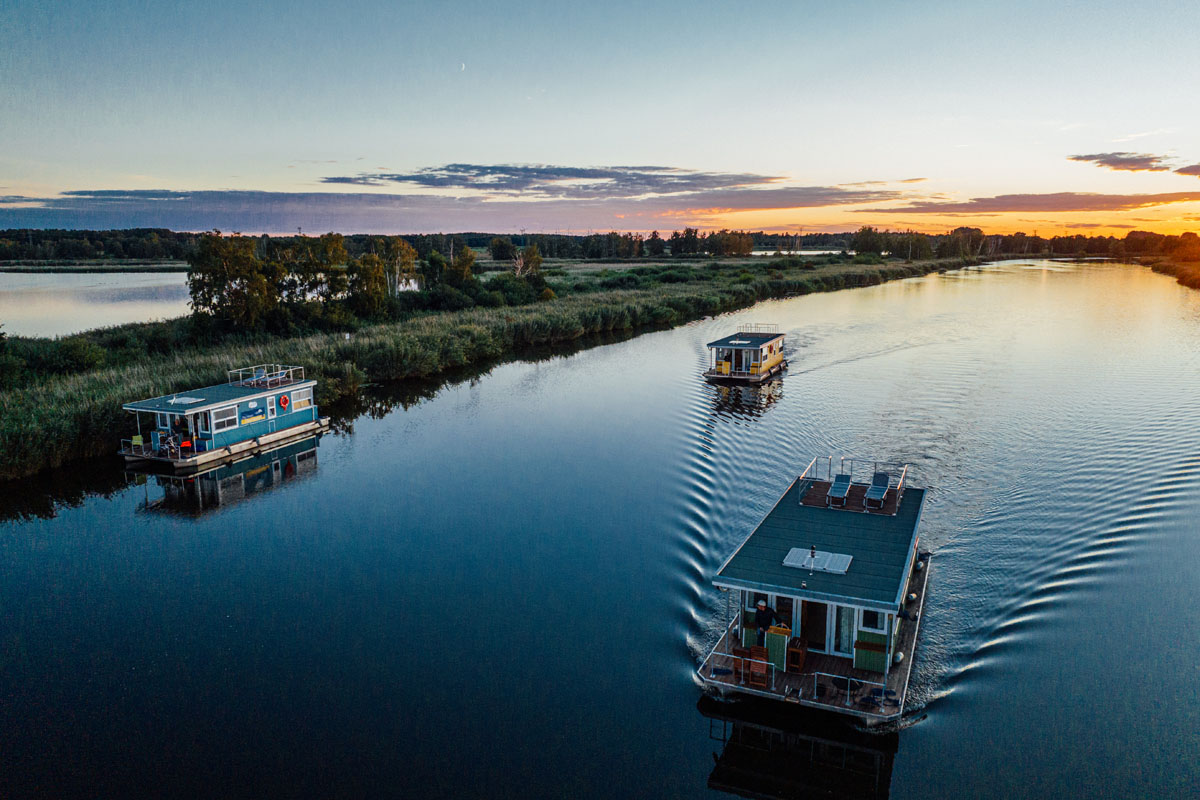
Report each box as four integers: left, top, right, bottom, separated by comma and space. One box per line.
0, 244, 988, 481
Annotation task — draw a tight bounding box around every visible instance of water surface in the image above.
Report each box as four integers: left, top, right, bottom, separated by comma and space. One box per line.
1, 260, 1197, 798
0, 272, 190, 337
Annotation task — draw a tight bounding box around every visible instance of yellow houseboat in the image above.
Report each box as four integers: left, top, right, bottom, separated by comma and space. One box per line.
704, 324, 787, 384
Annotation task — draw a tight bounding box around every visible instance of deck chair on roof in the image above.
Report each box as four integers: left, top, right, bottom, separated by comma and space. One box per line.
827, 473, 852, 507
864, 471, 890, 509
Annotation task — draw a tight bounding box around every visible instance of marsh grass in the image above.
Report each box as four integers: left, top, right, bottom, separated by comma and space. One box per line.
0, 257, 969, 480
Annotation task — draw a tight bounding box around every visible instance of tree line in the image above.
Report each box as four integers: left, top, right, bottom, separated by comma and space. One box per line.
4, 226, 1197, 265
849, 226, 1200, 262
187, 232, 550, 333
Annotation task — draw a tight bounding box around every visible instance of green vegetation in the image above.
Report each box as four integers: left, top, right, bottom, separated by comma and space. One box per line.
0, 249, 981, 480
1145, 232, 1200, 289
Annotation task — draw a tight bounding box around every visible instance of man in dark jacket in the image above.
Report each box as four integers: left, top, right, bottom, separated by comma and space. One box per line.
755, 598, 780, 646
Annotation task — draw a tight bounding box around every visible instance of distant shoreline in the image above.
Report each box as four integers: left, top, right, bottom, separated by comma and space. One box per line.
0, 259, 189, 273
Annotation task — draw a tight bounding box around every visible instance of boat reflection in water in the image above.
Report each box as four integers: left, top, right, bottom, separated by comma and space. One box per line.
127, 435, 320, 514
698, 696, 897, 800
709, 380, 784, 421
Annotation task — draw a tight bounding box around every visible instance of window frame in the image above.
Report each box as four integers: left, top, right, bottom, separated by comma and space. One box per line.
212, 405, 239, 432
858, 608, 887, 634
290, 387, 314, 411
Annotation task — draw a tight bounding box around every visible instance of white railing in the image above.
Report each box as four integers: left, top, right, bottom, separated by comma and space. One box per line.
228, 364, 305, 388
737, 323, 779, 334
811, 671, 890, 710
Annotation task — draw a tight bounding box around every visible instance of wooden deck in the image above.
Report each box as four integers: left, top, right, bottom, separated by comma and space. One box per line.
799, 479, 902, 515
698, 556, 930, 722
120, 417, 330, 474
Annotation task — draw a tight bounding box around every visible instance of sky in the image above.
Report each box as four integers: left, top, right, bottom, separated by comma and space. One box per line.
2, 0, 1199, 236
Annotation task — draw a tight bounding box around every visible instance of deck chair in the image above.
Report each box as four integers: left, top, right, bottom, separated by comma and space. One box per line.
130, 434, 144, 454
864, 471, 890, 509
827, 473, 852, 506
747, 657, 769, 690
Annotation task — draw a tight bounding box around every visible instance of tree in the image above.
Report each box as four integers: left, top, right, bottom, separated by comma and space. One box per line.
850, 226, 886, 255
646, 230, 665, 257
187, 232, 276, 329
446, 243, 476, 287
347, 254, 388, 318
421, 251, 447, 287
515, 244, 542, 276
489, 236, 517, 261
380, 236, 419, 295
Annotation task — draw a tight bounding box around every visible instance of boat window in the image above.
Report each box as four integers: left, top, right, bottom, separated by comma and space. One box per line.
212, 406, 238, 432
747, 591, 768, 610
156, 412, 170, 429
290, 387, 313, 411
198, 412, 210, 434
860, 609, 886, 633
268, 396, 277, 419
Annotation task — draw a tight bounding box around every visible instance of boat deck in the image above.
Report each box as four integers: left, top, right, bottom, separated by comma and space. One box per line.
703, 361, 787, 384
698, 556, 930, 723
799, 479, 902, 515
119, 418, 330, 474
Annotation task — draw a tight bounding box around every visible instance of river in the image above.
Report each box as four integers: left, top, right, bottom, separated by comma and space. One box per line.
1, 259, 1197, 798
0, 271, 190, 337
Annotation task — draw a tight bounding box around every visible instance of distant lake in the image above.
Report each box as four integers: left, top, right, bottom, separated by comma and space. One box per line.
1, 260, 1198, 797
0, 272, 190, 337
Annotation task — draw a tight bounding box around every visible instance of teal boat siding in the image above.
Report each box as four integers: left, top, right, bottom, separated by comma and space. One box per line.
205, 401, 319, 449
145, 385, 319, 451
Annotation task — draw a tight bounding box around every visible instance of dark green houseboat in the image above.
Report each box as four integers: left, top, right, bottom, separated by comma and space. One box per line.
119, 364, 330, 472
698, 457, 930, 723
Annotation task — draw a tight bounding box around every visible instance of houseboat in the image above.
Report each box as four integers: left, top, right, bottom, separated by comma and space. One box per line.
119, 364, 330, 472
128, 435, 320, 514
697, 457, 930, 724
704, 324, 787, 383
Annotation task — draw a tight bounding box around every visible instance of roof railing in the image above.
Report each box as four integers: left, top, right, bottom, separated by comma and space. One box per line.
737, 323, 780, 334
227, 364, 305, 388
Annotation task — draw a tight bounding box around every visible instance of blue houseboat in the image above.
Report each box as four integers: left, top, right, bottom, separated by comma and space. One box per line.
697, 457, 931, 724
119, 364, 330, 472
704, 324, 787, 384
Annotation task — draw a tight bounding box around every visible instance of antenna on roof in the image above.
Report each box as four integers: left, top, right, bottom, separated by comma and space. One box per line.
809, 544, 817, 575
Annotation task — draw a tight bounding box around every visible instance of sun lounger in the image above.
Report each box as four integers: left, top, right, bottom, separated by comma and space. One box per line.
827, 473, 852, 506
864, 471, 890, 509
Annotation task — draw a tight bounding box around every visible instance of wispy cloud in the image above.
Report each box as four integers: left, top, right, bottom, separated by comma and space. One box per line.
0, 182, 904, 233
321, 163, 784, 199
864, 191, 1200, 215
1112, 128, 1175, 143
1068, 152, 1173, 172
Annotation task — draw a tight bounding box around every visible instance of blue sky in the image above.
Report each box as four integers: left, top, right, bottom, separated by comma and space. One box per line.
3, 1, 1199, 233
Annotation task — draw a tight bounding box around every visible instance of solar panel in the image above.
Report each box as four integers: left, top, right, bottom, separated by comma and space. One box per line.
783, 548, 853, 574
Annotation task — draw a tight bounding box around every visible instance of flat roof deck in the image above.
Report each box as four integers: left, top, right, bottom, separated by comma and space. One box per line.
715, 479, 925, 611
706, 331, 785, 349
123, 377, 314, 415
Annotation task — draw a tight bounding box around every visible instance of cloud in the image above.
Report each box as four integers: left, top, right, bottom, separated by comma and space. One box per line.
0, 183, 903, 233
1112, 128, 1175, 143
1063, 222, 1135, 229
1176, 164, 1200, 177
321, 163, 786, 199
1068, 152, 1173, 172
864, 191, 1200, 215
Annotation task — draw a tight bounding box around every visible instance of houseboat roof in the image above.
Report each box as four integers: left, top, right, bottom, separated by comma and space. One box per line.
714, 477, 925, 612
706, 331, 784, 350
123, 376, 314, 415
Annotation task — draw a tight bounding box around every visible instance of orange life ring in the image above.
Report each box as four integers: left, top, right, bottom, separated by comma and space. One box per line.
279, 394, 289, 409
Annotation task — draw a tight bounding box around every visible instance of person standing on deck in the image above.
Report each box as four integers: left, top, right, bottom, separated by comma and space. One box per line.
755, 599, 780, 646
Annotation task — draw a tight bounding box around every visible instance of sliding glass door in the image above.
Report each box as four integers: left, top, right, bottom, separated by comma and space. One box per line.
831, 605, 855, 657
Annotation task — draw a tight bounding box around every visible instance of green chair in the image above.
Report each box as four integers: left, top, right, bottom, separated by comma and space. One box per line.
131, 434, 144, 453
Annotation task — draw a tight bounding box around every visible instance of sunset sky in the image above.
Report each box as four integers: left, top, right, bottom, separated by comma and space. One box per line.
2, 0, 1199, 235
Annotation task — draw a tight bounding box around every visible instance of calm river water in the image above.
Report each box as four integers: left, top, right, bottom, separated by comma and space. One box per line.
1, 260, 1197, 798
0, 272, 190, 337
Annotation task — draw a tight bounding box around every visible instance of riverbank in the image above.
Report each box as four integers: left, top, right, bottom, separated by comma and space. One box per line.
0, 259, 189, 273
0, 255, 983, 480
1145, 256, 1200, 290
